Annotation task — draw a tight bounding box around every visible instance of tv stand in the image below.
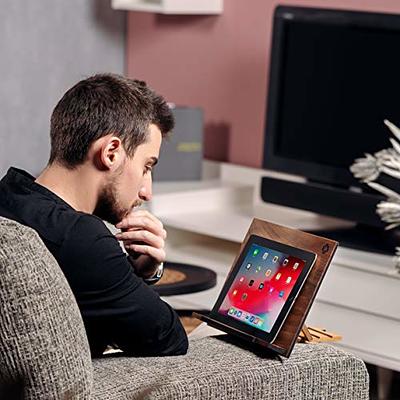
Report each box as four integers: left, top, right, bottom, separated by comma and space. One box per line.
308, 224, 400, 255
147, 161, 400, 380
261, 176, 386, 231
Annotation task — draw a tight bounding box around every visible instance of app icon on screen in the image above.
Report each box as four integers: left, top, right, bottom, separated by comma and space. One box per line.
262, 252, 269, 260
258, 283, 264, 290
241, 293, 248, 301
286, 277, 292, 284
283, 259, 289, 266
229, 308, 234, 315
249, 280, 254, 287
279, 290, 285, 298
237, 311, 242, 317
256, 266, 261, 273
246, 263, 252, 270
265, 269, 272, 277
269, 287, 274, 294
253, 249, 259, 257
233, 289, 238, 296
250, 316, 255, 322
273, 256, 279, 263
239, 276, 245, 283
254, 318, 259, 324
258, 320, 263, 327
293, 262, 299, 270
275, 273, 281, 280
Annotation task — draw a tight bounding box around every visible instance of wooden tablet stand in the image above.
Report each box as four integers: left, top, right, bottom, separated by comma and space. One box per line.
194, 218, 338, 358
299, 324, 342, 343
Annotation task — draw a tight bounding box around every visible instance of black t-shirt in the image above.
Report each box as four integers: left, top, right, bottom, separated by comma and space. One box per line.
0, 167, 188, 357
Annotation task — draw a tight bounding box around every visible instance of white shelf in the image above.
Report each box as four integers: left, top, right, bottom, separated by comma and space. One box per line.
111, 0, 223, 15
308, 301, 400, 371
150, 180, 355, 243
150, 162, 400, 372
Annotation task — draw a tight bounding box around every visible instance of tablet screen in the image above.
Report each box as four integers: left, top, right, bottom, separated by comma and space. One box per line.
217, 242, 308, 334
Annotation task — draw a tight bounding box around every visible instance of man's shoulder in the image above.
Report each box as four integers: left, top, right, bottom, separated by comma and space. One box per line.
63, 213, 118, 255
60, 213, 132, 293
70, 213, 112, 236
0, 168, 104, 246
33, 207, 109, 247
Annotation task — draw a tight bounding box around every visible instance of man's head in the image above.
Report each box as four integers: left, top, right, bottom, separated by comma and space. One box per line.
49, 73, 174, 224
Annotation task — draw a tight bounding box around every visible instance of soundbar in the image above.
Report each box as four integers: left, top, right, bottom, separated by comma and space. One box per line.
260, 176, 385, 228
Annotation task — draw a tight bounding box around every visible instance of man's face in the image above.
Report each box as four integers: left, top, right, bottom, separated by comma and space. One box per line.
93, 124, 162, 225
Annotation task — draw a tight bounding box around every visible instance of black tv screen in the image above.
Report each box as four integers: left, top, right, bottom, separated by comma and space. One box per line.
264, 6, 400, 187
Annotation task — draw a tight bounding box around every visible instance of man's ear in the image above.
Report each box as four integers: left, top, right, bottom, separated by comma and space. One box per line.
96, 136, 124, 171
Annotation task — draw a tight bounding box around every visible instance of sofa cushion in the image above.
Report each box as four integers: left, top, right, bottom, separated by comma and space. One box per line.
0, 217, 93, 399
92, 337, 369, 400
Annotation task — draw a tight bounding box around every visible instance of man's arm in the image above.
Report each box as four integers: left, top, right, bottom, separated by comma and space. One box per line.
115, 210, 167, 280
60, 214, 188, 357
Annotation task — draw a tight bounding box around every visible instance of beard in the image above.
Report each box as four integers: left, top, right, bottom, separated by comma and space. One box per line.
93, 180, 143, 225
93, 181, 126, 225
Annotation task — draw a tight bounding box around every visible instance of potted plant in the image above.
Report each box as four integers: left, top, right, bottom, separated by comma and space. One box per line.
350, 119, 400, 273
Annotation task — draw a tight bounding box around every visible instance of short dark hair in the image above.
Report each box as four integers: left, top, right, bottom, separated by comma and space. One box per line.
49, 73, 174, 168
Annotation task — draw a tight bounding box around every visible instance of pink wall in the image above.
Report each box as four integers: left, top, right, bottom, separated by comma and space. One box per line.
127, 0, 400, 168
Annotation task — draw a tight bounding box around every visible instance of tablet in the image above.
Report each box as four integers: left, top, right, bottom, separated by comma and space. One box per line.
210, 234, 317, 343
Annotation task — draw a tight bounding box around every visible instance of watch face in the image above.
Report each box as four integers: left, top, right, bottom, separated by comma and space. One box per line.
144, 263, 164, 284
156, 263, 164, 278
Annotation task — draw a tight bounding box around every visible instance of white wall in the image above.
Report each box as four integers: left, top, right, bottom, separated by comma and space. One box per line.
0, 0, 125, 177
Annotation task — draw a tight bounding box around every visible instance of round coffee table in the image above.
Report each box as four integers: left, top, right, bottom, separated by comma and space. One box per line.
152, 261, 217, 296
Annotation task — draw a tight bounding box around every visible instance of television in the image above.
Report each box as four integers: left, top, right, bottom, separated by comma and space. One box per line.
261, 6, 400, 254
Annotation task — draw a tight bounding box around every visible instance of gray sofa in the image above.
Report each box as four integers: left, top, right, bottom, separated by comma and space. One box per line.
0, 217, 369, 399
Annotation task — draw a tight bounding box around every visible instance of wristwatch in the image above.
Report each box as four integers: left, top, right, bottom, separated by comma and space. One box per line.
144, 262, 164, 285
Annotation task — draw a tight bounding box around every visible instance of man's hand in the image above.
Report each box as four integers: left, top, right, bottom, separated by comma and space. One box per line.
114, 210, 167, 279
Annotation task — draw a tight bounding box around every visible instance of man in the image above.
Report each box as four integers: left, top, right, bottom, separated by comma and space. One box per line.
0, 74, 188, 357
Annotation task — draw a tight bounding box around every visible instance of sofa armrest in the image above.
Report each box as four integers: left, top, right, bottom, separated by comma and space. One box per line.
92, 337, 369, 400
0, 218, 93, 399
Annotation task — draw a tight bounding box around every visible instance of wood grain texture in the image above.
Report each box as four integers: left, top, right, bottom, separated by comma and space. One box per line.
239, 218, 338, 357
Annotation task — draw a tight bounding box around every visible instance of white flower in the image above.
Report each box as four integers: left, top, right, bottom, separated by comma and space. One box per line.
351, 119, 400, 274
384, 119, 400, 142
376, 148, 400, 179
368, 182, 400, 202
375, 148, 398, 163
350, 153, 380, 182
376, 201, 400, 229
350, 147, 400, 182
